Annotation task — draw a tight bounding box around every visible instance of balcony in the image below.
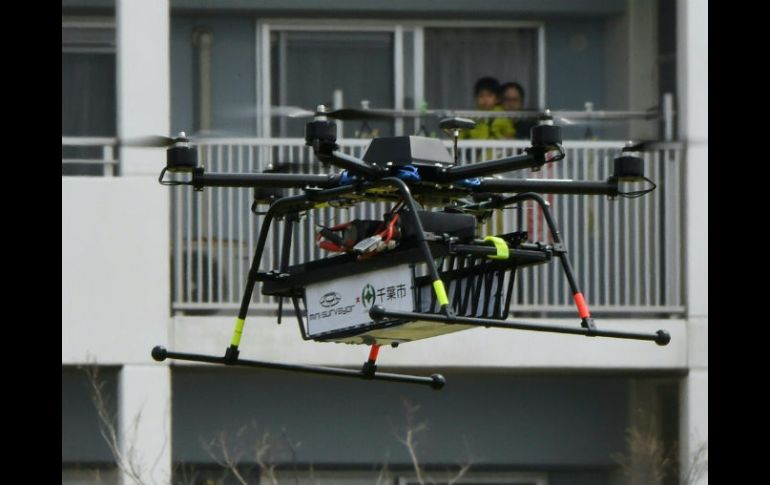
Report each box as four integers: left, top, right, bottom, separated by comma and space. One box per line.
62, 137, 118, 176
63, 136, 685, 318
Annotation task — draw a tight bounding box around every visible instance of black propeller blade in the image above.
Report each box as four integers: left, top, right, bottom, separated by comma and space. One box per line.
120, 135, 181, 148
120, 130, 247, 148
623, 140, 683, 152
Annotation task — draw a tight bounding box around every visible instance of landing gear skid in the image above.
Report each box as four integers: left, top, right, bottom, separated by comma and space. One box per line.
369, 307, 671, 345
151, 345, 446, 390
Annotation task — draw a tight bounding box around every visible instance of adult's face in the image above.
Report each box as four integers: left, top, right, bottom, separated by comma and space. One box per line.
502, 87, 523, 111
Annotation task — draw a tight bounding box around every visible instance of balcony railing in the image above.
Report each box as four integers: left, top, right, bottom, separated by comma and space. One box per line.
62, 137, 118, 176
167, 138, 684, 317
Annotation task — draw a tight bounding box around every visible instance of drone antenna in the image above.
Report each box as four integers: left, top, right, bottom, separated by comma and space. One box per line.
438, 117, 476, 165
452, 128, 460, 165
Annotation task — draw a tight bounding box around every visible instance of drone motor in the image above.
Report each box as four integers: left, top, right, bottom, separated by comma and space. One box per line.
165, 132, 198, 173
305, 105, 338, 155
530, 113, 563, 147
614, 146, 646, 181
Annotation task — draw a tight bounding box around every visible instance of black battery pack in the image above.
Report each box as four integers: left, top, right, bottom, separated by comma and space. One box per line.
401, 210, 476, 242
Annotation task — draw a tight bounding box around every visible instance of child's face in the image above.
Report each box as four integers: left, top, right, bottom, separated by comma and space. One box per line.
476, 89, 498, 110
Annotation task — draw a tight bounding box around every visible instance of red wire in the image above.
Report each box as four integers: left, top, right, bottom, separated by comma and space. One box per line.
382, 214, 400, 243
317, 201, 403, 253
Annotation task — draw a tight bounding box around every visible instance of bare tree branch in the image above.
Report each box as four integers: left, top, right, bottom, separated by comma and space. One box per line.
397, 399, 428, 485
682, 440, 708, 485
375, 458, 391, 485
447, 462, 472, 485
201, 428, 250, 485
81, 364, 147, 485
611, 410, 674, 485
281, 426, 302, 485
396, 398, 473, 485
253, 429, 278, 485
172, 462, 200, 485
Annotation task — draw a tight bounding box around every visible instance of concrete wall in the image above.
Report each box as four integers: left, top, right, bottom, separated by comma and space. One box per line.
65, 0, 626, 17
62, 177, 169, 365
171, 315, 685, 370
678, 0, 708, 483
172, 368, 631, 467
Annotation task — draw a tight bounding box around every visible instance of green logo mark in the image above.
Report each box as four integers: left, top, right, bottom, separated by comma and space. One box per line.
361, 284, 376, 309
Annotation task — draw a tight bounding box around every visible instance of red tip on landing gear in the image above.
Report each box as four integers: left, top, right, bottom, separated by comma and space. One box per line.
573, 292, 590, 319
367, 344, 381, 362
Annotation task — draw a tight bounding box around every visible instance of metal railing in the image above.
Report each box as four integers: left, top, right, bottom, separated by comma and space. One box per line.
170, 138, 684, 317
62, 137, 118, 176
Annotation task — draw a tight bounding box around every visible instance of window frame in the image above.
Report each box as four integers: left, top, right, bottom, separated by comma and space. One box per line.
62, 17, 118, 176
255, 19, 545, 138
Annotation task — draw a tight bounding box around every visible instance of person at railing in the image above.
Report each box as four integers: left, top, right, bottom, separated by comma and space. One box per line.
460, 76, 516, 141
500, 81, 535, 140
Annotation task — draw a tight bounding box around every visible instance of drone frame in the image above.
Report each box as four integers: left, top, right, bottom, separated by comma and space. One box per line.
152, 115, 669, 390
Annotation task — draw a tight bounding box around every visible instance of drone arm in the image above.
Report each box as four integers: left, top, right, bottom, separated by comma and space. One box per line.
441, 152, 540, 181
327, 150, 384, 178
474, 177, 619, 196
191, 169, 341, 190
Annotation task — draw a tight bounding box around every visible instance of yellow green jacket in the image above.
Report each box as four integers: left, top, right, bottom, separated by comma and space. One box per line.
459, 106, 516, 140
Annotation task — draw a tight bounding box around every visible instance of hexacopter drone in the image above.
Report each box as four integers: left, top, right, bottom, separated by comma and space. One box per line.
148, 106, 668, 389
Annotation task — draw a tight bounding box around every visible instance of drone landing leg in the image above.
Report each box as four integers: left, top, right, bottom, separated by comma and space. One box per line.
436, 191, 669, 345
369, 307, 670, 345
223, 200, 285, 362
523, 193, 597, 329
361, 344, 381, 377
154, 195, 292, 368
151, 346, 445, 389
153, 192, 446, 389
276, 212, 298, 324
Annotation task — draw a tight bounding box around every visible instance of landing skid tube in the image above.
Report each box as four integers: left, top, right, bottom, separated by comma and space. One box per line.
369, 306, 671, 345
151, 346, 446, 389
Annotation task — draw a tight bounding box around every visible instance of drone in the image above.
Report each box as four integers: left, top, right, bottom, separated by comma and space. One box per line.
148, 105, 668, 390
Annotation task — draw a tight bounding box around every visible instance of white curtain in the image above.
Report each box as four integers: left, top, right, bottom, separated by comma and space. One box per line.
424, 28, 539, 110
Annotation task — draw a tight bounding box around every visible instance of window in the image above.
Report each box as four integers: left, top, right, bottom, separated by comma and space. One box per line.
62, 20, 117, 175
270, 30, 395, 138
257, 21, 544, 139
424, 27, 540, 110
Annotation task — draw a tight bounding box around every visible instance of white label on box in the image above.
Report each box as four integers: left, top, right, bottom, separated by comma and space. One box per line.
305, 264, 415, 336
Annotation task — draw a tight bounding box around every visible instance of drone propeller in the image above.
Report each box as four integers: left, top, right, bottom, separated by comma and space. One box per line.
264, 105, 652, 126
322, 108, 398, 121
120, 134, 182, 148
229, 103, 662, 127
120, 129, 251, 147
236, 104, 400, 121
622, 140, 683, 152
